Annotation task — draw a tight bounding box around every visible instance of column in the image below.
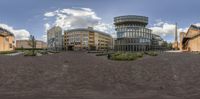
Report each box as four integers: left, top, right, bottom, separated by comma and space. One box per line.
136, 45, 138, 51
131, 45, 133, 52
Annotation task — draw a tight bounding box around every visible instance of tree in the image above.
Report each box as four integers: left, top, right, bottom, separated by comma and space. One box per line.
28, 35, 36, 55
161, 41, 173, 50
161, 41, 168, 48
167, 43, 173, 50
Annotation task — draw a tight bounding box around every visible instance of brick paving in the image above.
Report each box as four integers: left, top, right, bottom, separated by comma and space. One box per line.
0, 51, 200, 99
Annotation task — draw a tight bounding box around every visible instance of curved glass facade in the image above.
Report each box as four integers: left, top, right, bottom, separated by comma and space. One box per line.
114, 15, 148, 26
114, 15, 153, 51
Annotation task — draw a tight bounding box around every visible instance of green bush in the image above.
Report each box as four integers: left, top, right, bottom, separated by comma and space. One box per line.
39, 51, 48, 55
16, 48, 46, 50
145, 51, 158, 56
88, 51, 104, 54
24, 51, 36, 56
193, 52, 200, 54
96, 52, 114, 56
0, 51, 17, 54
135, 52, 144, 57
96, 53, 108, 56
111, 52, 143, 61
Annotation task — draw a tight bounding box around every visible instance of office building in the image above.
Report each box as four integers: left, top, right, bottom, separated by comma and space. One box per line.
64, 27, 112, 50
16, 40, 47, 49
152, 34, 164, 50
47, 26, 63, 51
114, 15, 162, 51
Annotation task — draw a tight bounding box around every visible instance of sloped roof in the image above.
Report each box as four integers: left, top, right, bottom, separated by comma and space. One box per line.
0, 27, 14, 36
190, 24, 200, 30
185, 24, 200, 36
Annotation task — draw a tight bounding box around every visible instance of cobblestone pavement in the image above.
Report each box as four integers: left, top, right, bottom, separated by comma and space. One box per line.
0, 51, 200, 99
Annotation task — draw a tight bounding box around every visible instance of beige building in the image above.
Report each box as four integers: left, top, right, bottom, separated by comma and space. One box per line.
16, 40, 47, 49
64, 27, 112, 50
179, 32, 185, 51
180, 25, 200, 51
0, 28, 15, 52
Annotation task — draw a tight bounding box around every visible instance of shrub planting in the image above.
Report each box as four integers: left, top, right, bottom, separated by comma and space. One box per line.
110, 52, 143, 61
145, 51, 158, 56
0, 51, 18, 54
24, 51, 36, 56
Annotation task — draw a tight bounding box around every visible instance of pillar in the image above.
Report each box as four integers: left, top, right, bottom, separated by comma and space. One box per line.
136, 45, 138, 51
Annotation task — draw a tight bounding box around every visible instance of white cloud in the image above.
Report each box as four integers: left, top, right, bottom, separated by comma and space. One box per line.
150, 20, 188, 42
44, 12, 56, 17
94, 23, 116, 38
44, 8, 102, 29
0, 23, 30, 40
41, 34, 47, 42
150, 22, 176, 37
44, 7, 115, 40
153, 19, 165, 27
41, 23, 51, 42
194, 23, 200, 27
45, 8, 200, 43
44, 23, 50, 32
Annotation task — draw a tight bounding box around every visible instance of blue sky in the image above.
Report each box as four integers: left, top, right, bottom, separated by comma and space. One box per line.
0, 0, 200, 42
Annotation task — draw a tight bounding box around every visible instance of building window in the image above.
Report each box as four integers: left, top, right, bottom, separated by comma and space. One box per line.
5, 38, 9, 42
9, 44, 12, 48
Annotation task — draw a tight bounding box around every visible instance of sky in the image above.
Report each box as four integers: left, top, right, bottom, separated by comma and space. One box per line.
0, 0, 200, 42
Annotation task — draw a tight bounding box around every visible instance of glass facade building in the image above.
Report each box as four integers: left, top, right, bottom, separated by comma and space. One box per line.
114, 15, 161, 51
47, 26, 63, 51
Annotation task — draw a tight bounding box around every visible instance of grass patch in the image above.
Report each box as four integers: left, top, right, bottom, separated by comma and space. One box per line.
110, 52, 143, 61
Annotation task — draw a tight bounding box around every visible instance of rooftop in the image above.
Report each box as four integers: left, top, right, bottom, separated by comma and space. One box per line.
0, 27, 14, 37
114, 15, 148, 25
190, 24, 200, 30
64, 28, 112, 37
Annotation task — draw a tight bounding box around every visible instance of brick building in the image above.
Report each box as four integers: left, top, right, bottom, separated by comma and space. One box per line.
180, 25, 200, 51
0, 27, 15, 52
16, 40, 47, 49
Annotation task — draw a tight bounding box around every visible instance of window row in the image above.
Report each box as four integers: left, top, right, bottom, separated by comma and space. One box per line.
68, 37, 88, 42
117, 32, 152, 38
115, 38, 151, 44
116, 28, 151, 33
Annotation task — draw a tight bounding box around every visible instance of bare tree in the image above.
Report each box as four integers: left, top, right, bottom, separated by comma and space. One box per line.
28, 35, 36, 55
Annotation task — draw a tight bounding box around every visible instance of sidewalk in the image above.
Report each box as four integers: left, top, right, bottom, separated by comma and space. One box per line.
165, 50, 182, 53
6, 52, 24, 56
